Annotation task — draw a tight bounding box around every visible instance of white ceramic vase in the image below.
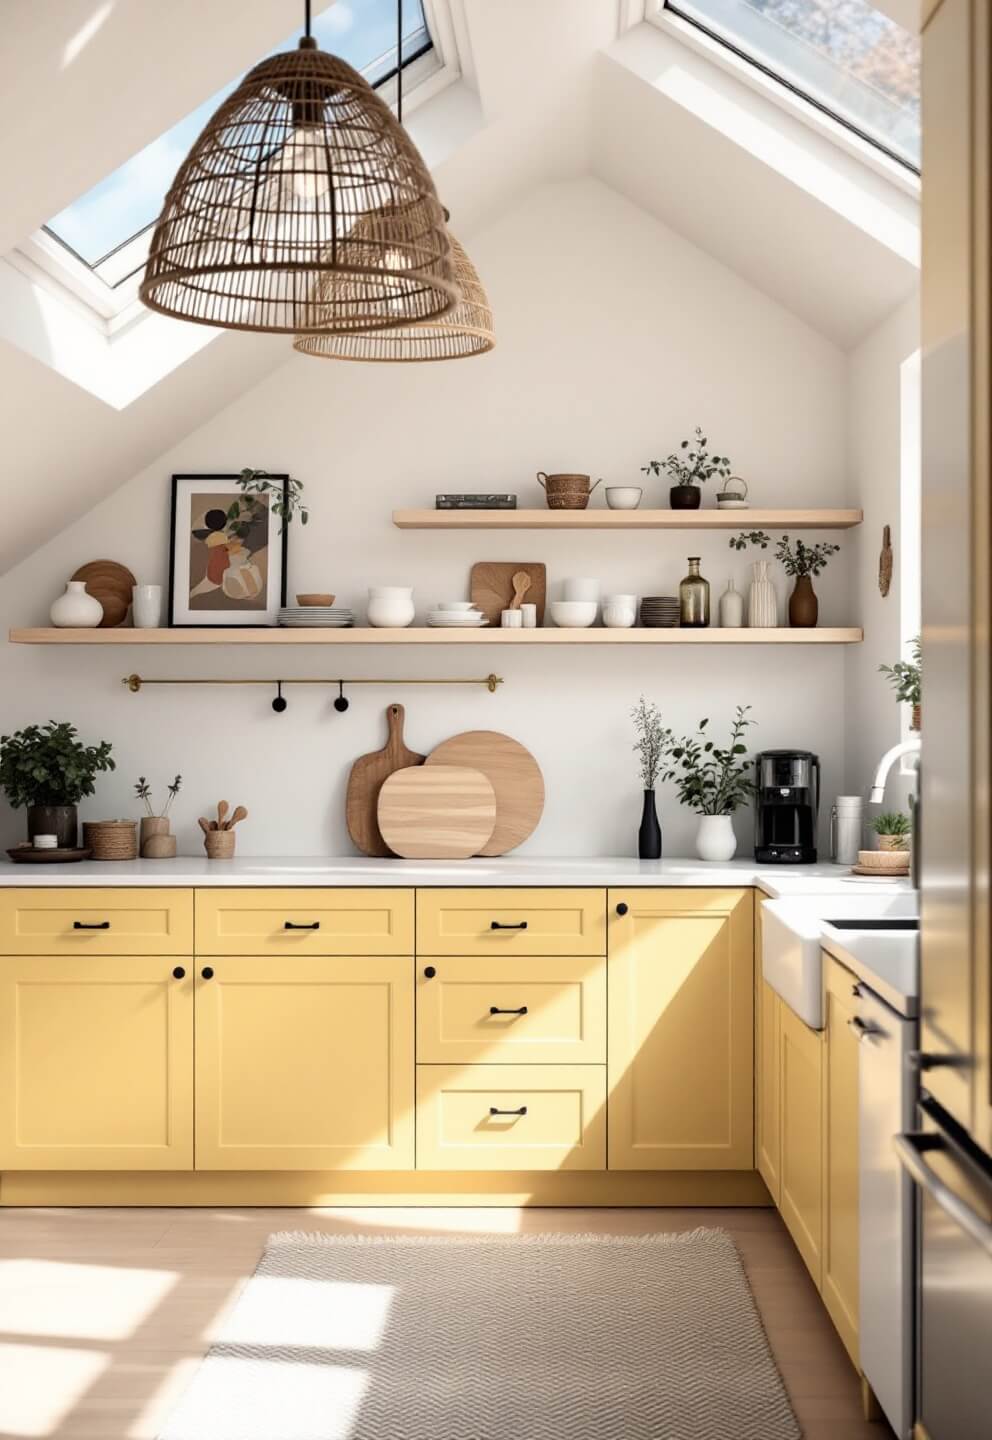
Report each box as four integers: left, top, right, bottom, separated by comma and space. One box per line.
367, 586, 415, 628
719, 579, 744, 627
50, 580, 103, 628
748, 561, 778, 627
696, 814, 738, 862
132, 584, 163, 628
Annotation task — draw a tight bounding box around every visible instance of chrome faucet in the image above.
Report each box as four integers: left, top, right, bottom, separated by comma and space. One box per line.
870, 737, 922, 804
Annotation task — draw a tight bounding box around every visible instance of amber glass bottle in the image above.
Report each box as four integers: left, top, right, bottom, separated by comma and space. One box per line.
679, 557, 710, 627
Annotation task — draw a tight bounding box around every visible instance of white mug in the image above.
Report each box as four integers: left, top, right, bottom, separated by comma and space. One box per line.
520, 603, 537, 628
132, 584, 163, 628
32, 834, 58, 849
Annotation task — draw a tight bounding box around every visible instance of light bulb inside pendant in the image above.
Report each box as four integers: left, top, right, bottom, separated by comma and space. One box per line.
286, 126, 330, 201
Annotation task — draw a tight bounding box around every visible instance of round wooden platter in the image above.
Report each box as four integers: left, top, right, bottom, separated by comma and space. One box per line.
424, 730, 544, 856
71, 560, 136, 628
376, 765, 496, 860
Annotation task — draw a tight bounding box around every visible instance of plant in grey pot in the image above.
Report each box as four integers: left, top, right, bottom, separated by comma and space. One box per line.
666, 706, 756, 861
642, 427, 731, 510
632, 696, 674, 859
0, 722, 115, 848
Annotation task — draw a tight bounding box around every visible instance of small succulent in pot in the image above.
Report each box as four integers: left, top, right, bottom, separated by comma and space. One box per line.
0, 722, 115, 848
879, 636, 921, 731
642, 428, 731, 511
872, 811, 912, 851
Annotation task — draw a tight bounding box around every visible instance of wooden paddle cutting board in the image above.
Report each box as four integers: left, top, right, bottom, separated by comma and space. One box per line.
425, 731, 545, 856
377, 765, 496, 859
346, 704, 425, 857
470, 562, 547, 626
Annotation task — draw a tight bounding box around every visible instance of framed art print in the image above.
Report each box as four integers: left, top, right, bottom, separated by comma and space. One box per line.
168, 474, 288, 627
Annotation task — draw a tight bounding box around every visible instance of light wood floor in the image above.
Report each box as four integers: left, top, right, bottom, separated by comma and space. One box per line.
0, 1204, 893, 1439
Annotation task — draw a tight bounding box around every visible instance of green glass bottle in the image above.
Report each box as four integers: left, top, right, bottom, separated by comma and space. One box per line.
679, 556, 710, 627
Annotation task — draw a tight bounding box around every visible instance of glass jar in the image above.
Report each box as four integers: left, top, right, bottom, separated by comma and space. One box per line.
679, 557, 710, 627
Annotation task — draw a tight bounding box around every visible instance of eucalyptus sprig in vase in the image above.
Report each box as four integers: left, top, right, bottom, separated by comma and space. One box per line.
730, 531, 840, 627
666, 706, 756, 861
631, 697, 673, 859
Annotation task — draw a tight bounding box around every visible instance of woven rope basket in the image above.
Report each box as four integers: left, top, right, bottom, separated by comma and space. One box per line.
140, 40, 456, 335
83, 821, 138, 862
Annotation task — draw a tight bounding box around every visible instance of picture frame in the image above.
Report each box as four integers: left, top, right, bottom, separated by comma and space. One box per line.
168, 474, 288, 627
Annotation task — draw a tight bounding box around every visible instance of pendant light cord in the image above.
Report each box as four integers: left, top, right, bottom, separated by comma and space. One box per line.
397, 0, 403, 123
305, 0, 312, 38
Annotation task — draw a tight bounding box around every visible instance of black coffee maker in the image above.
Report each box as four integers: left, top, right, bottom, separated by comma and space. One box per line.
754, 750, 820, 863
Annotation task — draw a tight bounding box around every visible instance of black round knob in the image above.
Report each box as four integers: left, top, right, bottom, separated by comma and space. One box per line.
201, 966, 214, 980
334, 695, 350, 713
272, 695, 288, 713
172, 966, 185, 980
616, 902, 629, 916
424, 966, 437, 979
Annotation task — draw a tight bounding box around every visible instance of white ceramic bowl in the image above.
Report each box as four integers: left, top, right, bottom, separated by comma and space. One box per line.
605, 487, 642, 510
369, 586, 413, 599
550, 600, 598, 628
561, 578, 600, 602
436, 600, 475, 611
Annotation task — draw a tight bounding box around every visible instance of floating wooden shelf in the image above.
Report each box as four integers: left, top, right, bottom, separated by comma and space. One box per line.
392, 508, 863, 531
9, 627, 863, 646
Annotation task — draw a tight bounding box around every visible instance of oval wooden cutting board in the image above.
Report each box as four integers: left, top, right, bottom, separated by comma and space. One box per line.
377, 765, 496, 860
425, 731, 544, 856
346, 704, 425, 857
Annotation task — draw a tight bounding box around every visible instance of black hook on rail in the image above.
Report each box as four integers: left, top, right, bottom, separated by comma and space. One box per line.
272, 681, 288, 714
334, 681, 350, 713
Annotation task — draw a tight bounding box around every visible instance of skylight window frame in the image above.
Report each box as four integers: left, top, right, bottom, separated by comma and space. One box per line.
12, 0, 458, 333
648, 0, 921, 187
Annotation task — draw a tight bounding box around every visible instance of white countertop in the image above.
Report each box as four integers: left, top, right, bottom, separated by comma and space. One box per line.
822, 925, 919, 1017
0, 854, 883, 894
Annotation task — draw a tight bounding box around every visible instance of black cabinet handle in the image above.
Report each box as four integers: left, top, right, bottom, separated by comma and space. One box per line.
615, 902, 628, 916
424, 966, 437, 979
172, 966, 186, 980
489, 1005, 528, 1015
201, 966, 214, 980
489, 1106, 527, 1116
490, 920, 528, 930
284, 921, 320, 930
73, 920, 110, 930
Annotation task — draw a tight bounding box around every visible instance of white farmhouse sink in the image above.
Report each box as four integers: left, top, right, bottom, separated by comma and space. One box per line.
762, 891, 918, 1028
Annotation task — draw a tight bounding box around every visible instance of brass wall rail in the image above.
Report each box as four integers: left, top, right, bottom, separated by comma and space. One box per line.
122, 672, 503, 713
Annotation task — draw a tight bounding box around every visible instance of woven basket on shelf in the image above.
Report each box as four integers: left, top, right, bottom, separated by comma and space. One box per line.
83, 820, 138, 861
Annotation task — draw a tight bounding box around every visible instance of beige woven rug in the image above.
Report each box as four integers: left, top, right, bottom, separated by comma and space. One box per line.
159, 1229, 801, 1440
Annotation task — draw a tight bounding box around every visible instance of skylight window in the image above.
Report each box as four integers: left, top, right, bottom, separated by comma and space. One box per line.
663, 0, 920, 169
44, 0, 433, 281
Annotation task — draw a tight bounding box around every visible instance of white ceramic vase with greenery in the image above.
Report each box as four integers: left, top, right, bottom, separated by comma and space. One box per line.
661, 706, 756, 862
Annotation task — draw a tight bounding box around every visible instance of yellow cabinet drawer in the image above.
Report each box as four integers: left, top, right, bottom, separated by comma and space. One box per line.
0, 888, 193, 955
416, 1064, 606, 1170
416, 888, 606, 956
195, 888, 414, 955
417, 956, 606, 1064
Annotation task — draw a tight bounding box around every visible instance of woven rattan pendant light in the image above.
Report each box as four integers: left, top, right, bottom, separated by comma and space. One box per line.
139, 1, 456, 335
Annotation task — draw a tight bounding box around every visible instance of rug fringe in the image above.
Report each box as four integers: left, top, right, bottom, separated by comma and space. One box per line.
266, 1226, 734, 1251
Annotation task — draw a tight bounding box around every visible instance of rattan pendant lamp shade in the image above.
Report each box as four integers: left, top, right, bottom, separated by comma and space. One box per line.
293, 224, 494, 362
139, 14, 456, 335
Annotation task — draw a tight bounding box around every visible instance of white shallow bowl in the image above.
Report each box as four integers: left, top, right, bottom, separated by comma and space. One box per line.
605, 487, 643, 509
436, 601, 475, 611
550, 600, 598, 628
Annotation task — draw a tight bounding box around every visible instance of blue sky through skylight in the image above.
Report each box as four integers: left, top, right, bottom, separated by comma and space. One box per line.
46, 0, 430, 268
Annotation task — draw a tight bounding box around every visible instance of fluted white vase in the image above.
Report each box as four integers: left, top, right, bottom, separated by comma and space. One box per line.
50, 580, 103, 628
748, 561, 778, 627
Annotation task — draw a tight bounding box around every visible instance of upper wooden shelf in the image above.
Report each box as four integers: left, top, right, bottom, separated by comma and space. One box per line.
9, 627, 863, 646
392, 508, 863, 531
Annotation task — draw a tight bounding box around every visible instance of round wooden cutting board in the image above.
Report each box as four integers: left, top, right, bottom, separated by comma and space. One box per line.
377, 765, 496, 860
71, 560, 137, 628
424, 731, 544, 856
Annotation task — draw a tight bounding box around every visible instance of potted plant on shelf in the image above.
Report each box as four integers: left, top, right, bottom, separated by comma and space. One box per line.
0, 722, 115, 848
134, 774, 183, 858
665, 706, 756, 861
872, 811, 912, 852
642, 427, 731, 510
879, 636, 922, 731
730, 531, 840, 627
632, 696, 674, 859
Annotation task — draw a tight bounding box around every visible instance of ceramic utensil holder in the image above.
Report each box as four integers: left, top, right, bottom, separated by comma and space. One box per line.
205, 829, 236, 859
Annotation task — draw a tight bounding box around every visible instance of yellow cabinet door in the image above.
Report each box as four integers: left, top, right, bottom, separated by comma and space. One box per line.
0, 888, 193, 955
195, 956, 414, 1170
195, 888, 414, 956
757, 977, 783, 1203
779, 1002, 824, 1287
416, 1064, 606, 1170
0, 956, 193, 1170
822, 957, 861, 1366
416, 888, 606, 956
608, 888, 754, 1170
416, 955, 606, 1064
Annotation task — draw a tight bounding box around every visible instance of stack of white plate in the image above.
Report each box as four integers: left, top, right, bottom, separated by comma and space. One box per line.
426, 606, 489, 628
278, 607, 355, 628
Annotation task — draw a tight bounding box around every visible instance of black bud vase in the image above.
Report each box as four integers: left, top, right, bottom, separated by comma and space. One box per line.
638, 789, 662, 860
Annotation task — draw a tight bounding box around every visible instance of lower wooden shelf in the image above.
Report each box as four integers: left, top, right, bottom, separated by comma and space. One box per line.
8, 627, 863, 646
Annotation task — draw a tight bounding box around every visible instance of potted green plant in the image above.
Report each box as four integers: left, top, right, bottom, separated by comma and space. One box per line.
631, 697, 674, 859
872, 811, 912, 852
663, 706, 756, 860
729, 531, 840, 627
879, 636, 921, 731
0, 723, 115, 848
642, 427, 731, 511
